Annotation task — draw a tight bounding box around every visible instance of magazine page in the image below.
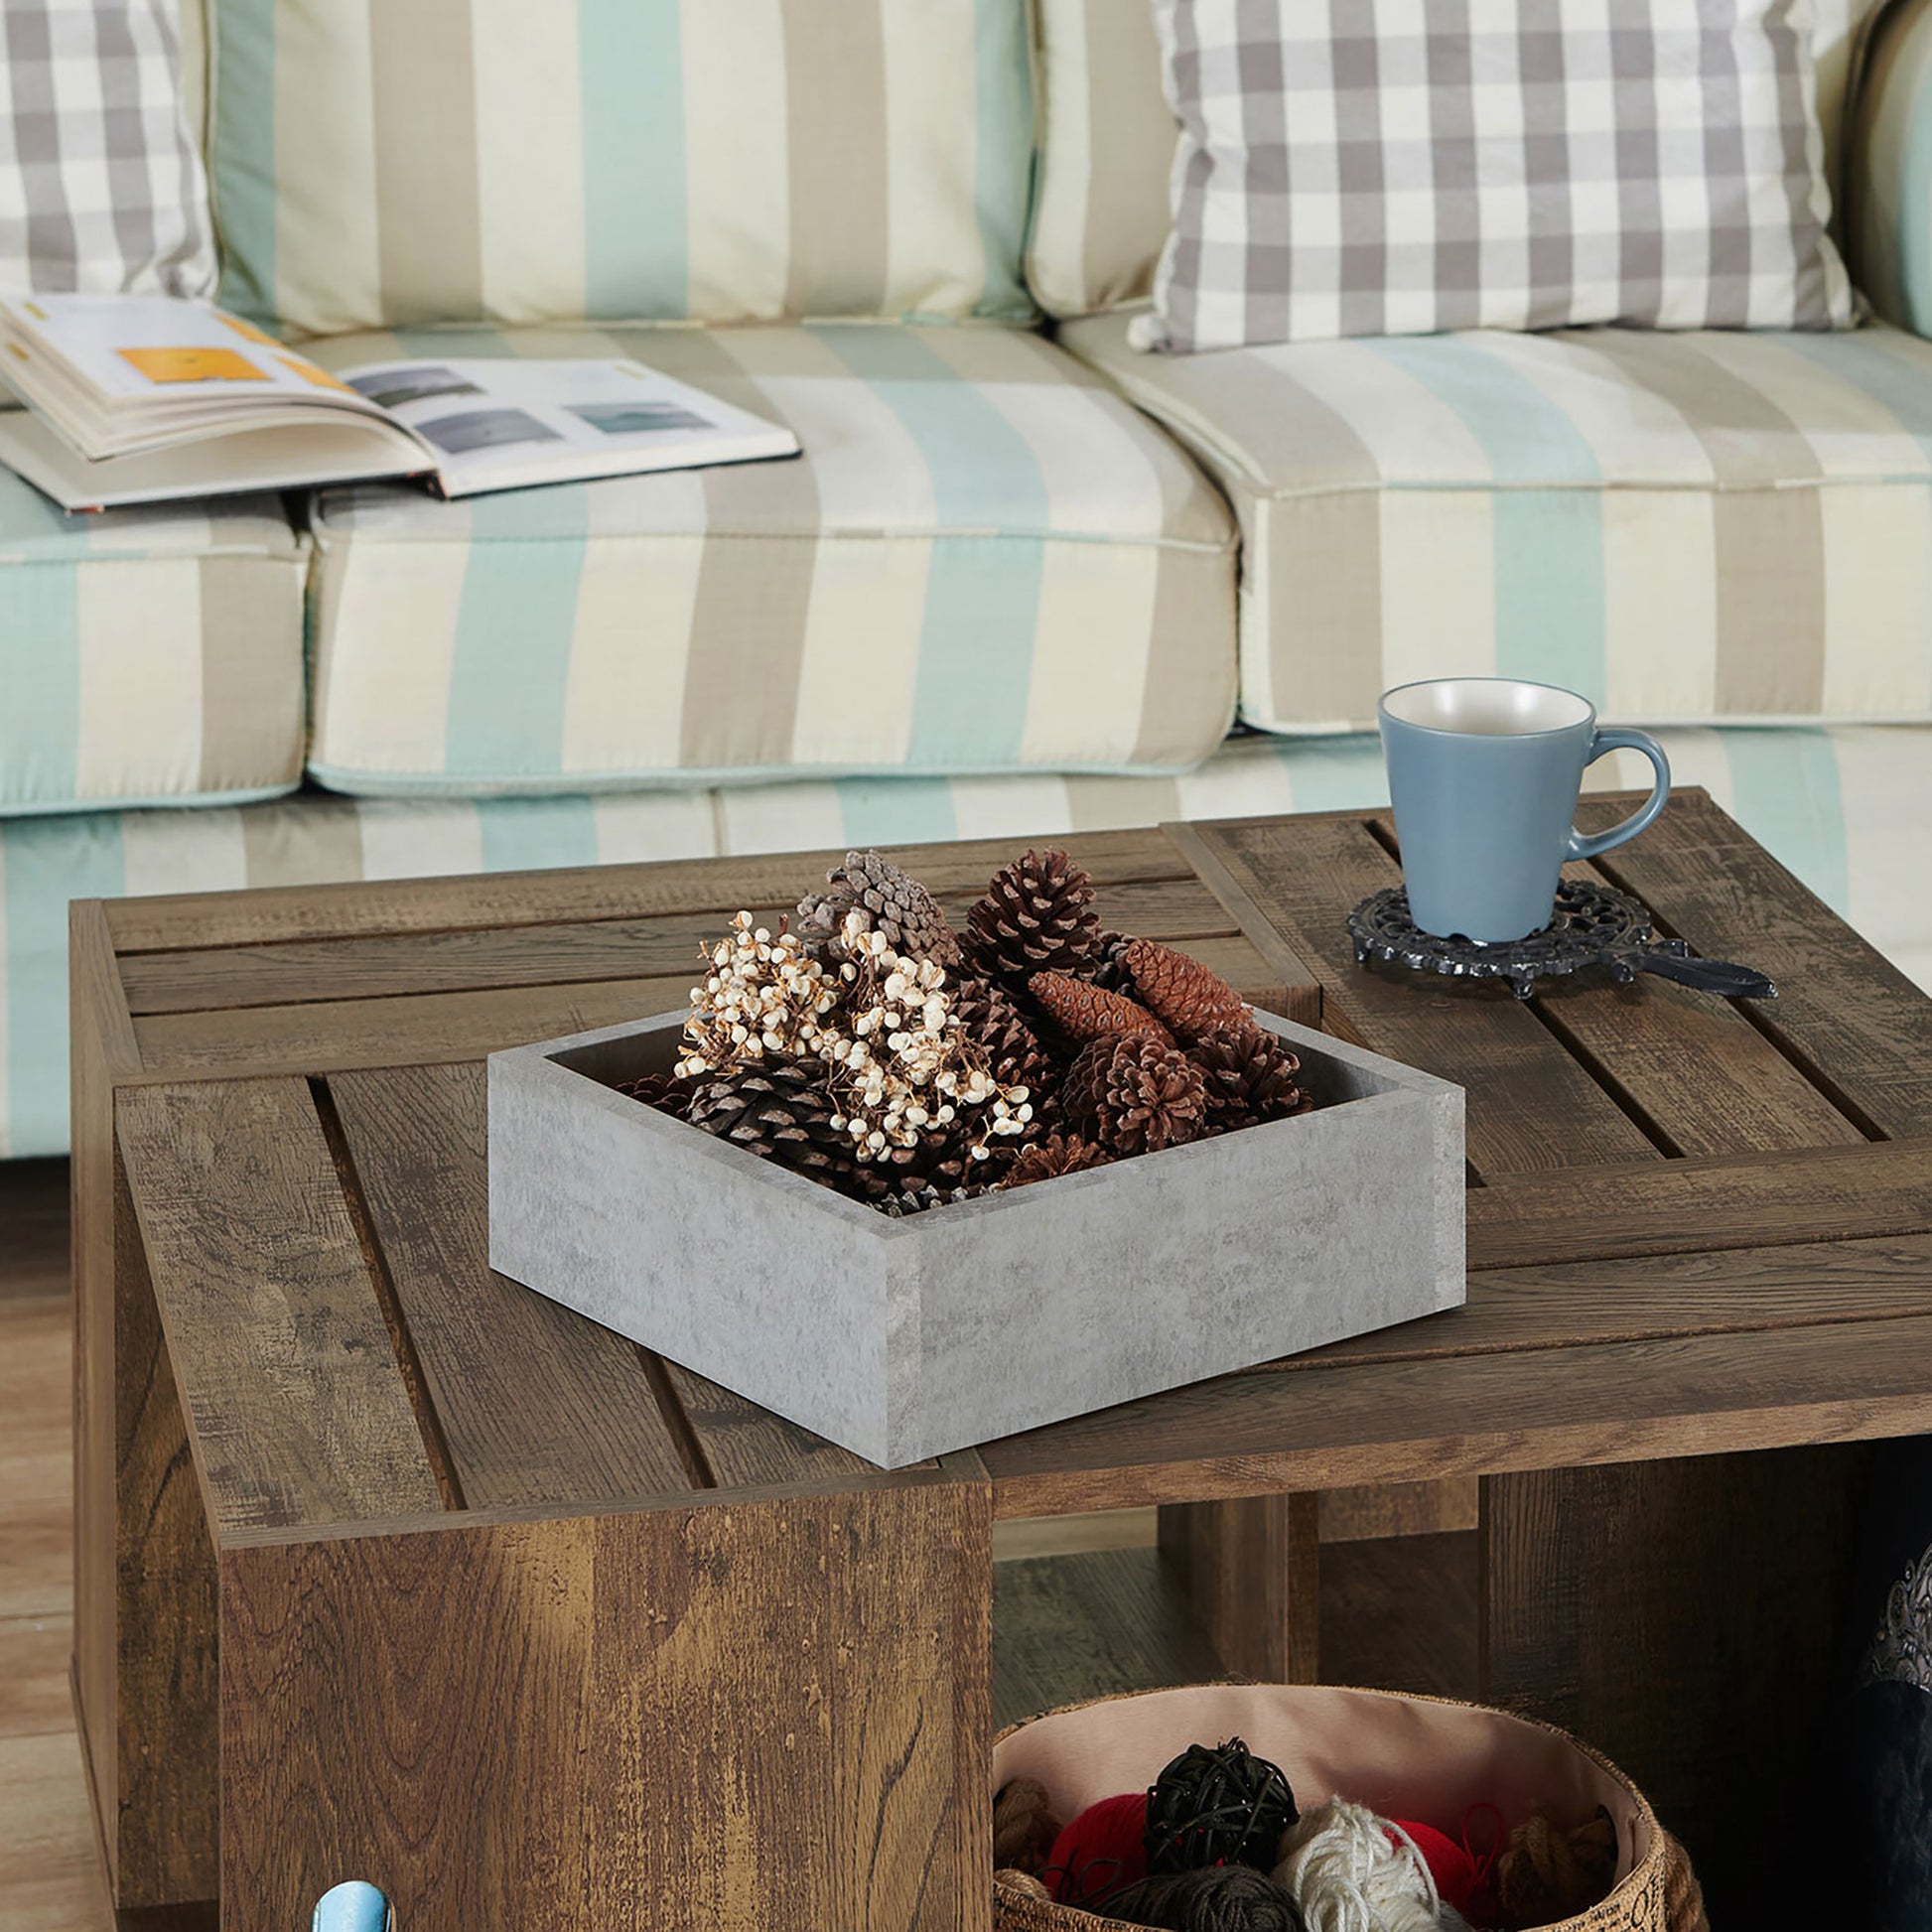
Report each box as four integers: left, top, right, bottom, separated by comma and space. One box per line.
338, 357, 796, 489
2, 295, 384, 413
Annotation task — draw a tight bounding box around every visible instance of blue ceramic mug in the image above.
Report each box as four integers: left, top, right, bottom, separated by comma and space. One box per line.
1378, 678, 1670, 944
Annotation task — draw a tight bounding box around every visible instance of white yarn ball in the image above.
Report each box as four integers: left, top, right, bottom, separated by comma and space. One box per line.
1274, 1798, 1471, 1932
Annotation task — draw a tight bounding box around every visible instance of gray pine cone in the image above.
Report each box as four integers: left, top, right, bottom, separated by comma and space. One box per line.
795, 850, 960, 966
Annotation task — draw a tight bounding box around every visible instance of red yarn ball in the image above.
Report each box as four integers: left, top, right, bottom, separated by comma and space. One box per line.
1046, 1792, 1150, 1905
1392, 1819, 1479, 1915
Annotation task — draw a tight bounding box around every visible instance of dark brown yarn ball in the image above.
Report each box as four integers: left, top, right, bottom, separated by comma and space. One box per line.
1101, 1865, 1306, 1931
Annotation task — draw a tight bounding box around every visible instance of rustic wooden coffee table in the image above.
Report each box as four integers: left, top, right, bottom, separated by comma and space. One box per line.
70, 793, 1932, 1931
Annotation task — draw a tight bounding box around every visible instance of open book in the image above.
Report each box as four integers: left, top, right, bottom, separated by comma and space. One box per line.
0, 296, 799, 510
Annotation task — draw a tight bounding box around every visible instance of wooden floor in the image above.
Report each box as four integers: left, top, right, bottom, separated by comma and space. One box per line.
0, 1158, 1473, 1928
0, 1160, 106, 1932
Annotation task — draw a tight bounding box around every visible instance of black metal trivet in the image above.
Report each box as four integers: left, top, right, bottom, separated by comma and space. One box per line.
1346, 879, 1778, 1002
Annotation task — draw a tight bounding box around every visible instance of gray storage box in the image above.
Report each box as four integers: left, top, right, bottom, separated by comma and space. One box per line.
486, 1010, 1464, 1468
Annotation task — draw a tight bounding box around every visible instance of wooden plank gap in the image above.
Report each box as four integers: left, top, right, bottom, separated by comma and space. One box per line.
1594, 868, 1891, 1146
306, 1077, 467, 1513
1523, 997, 1684, 1160
636, 1350, 717, 1492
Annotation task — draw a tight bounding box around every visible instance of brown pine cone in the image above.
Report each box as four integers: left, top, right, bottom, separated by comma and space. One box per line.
953, 974, 1054, 1093
1030, 970, 1173, 1046
795, 849, 960, 966
1062, 1034, 1209, 1157
1083, 928, 1136, 994
685, 1060, 850, 1185
619, 1069, 696, 1118
1125, 937, 1250, 1044
1003, 1134, 1110, 1190
841, 1116, 995, 1204
965, 847, 1100, 981
1187, 1024, 1308, 1130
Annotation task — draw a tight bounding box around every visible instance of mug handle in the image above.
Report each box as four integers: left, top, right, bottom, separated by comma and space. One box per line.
1566, 729, 1670, 862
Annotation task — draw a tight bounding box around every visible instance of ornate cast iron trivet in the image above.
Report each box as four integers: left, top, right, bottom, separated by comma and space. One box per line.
1347, 879, 1778, 1002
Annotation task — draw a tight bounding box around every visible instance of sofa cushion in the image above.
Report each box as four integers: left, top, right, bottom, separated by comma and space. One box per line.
1062, 312, 1932, 731
1026, 0, 1886, 323
301, 324, 1237, 795
0, 460, 305, 814
0, 0, 217, 299
207, 0, 1035, 336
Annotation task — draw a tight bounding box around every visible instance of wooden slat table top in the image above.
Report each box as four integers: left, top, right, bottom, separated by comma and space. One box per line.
83, 796, 1932, 1538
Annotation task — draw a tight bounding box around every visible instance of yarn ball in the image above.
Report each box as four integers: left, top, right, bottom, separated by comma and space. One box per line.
994, 1867, 1053, 1902
1145, 1737, 1299, 1873
1046, 1792, 1149, 1904
994, 1777, 1063, 1875
1392, 1820, 1479, 1916
1103, 1863, 1307, 1931
1275, 1798, 1463, 1932
1493, 1806, 1618, 1930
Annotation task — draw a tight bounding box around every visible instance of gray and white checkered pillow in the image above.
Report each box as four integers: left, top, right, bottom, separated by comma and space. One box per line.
1132, 0, 1858, 352
0, 0, 215, 298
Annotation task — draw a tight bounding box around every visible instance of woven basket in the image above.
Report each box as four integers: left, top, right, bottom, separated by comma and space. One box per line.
991, 1685, 1708, 1932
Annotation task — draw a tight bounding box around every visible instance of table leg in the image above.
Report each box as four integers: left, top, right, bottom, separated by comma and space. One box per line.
1158, 1495, 1320, 1682
217, 1471, 994, 1932
1479, 1445, 1870, 1923
73, 1123, 219, 1915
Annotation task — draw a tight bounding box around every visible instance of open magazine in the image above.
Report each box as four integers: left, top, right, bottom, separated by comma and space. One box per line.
0, 296, 798, 510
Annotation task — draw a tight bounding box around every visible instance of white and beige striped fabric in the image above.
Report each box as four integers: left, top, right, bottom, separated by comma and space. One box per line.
1026, 0, 1888, 322
2, 722, 1924, 1158
205, 0, 1037, 335
300, 323, 1239, 794
0, 461, 305, 814
1062, 311, 1932, 731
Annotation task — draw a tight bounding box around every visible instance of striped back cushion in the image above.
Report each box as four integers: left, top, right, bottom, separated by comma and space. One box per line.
207, 0, 1036, 335
1026, 0, 1887, 322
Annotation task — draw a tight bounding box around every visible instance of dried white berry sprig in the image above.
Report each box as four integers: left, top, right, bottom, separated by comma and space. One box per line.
823, 915, 1034, 1168
675, 910, 843, 1078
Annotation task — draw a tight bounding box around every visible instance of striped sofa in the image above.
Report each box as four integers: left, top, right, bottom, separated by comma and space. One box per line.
2, 0, 1930, 1159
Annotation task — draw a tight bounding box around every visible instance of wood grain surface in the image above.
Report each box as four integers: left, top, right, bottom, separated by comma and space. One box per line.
218, 1475, 992, 1932
1192, 814, 1662, 1173
326, 1062, 693, 1508
1480, 1444, 1870, 1923
104, 827, 1197, 953
116, 1079, 447, 1533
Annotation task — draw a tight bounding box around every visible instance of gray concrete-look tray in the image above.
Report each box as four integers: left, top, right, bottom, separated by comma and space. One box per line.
486, 1010, 1465, 1468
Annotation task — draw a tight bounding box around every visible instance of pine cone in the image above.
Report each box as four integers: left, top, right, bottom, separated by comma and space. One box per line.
1062, 1035, 1209, 1157
1083, 929, 1136, 994
1188, 1025, 1308, 1130
1003, 1134, 1110, 1190
619, 1069, 695, 1118
953, 975, 1054, 1093
796, 850, 959, 966
1030, 970, 1173, 1046
685, 1060, 850, 1186
843, 1120, 992, 1203
965, 847, 1100, 981
880, 1180, 989, 1217
1125, 937, 1250, 1044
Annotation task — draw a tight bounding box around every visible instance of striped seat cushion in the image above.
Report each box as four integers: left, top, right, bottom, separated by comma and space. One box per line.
1061, 313, 1932, 731
3, 723, 1923, 1158
300, 324, 1238, 796
0, 462, 305, 814
206, 0, 1035, 335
